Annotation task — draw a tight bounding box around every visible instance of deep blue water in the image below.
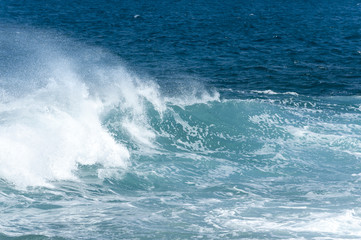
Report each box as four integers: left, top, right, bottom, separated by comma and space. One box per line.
1, 1, 361, 239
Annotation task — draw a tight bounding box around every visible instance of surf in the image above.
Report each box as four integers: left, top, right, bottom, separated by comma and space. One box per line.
1, 25, 361, 240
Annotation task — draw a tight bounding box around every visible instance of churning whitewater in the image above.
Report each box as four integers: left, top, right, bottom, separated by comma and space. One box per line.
0, 27, 221, 189
1, 20, 361, 240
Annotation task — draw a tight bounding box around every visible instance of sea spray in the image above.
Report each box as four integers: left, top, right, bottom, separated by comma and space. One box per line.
0, 27, 221, 188
1, 24, 361, 239
0, 28, 156, 188
0, 56, 130, 188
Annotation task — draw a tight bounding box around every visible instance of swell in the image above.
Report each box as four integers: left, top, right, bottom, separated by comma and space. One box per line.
2, 26, 361, 240
0, 26, 220, 188
1, 26, 361, 191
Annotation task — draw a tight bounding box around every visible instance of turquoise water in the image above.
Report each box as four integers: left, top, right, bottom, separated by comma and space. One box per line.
1, 1, 361, 239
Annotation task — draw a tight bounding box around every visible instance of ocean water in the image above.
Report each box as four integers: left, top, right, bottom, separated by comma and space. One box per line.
1, 0, 361, 239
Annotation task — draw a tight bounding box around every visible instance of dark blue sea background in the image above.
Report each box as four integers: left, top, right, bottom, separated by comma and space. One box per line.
1, 0, 361, 239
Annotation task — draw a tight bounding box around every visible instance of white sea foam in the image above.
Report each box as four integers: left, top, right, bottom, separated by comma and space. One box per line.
252, 90, 299, 96
0, 27, 221, 188
0, 60, 131, 188
249, 106, 361, 161
165, 88, 220, 107
0, 29, 160, 188
205, 207, 361, 238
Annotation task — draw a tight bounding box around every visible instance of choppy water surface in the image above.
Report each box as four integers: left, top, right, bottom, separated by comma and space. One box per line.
1, 1, 361, 239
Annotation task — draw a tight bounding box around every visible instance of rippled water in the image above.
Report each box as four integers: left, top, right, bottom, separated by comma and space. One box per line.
1, 1, 361, 239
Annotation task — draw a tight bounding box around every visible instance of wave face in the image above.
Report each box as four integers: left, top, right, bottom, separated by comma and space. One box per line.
1, 27, 361, 239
